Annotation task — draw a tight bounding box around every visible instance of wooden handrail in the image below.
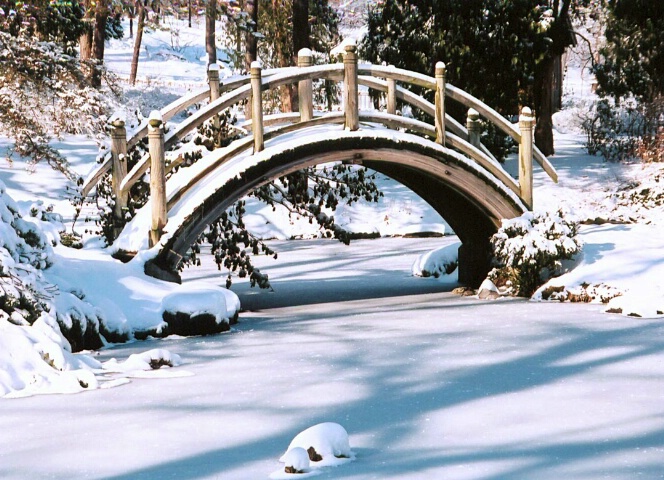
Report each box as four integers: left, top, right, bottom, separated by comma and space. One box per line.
91, 56, 558, 236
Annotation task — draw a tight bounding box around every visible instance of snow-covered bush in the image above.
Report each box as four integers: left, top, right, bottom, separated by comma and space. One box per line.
488, 210, 582, 297
0, 30, 110, 178
0, 180, 110, 352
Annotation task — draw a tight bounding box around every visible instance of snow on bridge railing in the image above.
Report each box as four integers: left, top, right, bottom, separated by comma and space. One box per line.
88, 40, 552, 244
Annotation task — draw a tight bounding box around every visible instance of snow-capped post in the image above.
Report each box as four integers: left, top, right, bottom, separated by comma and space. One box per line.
250, 60, 264, 153
466, 108, 481, 148
387, 65, 397, 115
343, 41, 359, 131
109, 115, 128, 239
435, 62, 446, 145
518, 106, 535, 209
208, 63, 221, 130
208, 63, 220, 102
147, 110, 167, 247
298, 48, 313, 122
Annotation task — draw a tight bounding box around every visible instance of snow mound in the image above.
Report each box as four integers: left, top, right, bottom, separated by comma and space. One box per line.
161, 282, 240, 324
412, 240, 460, 279
103, 348, 182, 372
0, 316, 101, 398
281, 447, 311, 472
280, 422, 353, 466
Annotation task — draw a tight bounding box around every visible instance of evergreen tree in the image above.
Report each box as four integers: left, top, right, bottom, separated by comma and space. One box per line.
587, 0, 663, 162
0, 1, 108, 175
360, 0, 588, 157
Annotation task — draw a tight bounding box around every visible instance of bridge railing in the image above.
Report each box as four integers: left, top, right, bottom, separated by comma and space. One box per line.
84, 41, 556, 244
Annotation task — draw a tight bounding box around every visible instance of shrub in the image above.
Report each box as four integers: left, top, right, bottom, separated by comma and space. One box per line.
489, 210, 582, 297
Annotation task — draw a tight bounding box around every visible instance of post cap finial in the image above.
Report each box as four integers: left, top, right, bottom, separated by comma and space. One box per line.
521, 106, 533, 117
298, 48, 312, 57
148, 110, 163, 128
467, 108, 480, 121
208, 63, 220, 72
435, 61, 446, 74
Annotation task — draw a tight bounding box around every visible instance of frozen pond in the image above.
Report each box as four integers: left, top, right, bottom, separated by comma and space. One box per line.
2, 238, 663, 479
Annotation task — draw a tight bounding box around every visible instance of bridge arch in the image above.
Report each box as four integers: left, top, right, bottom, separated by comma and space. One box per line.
147, 129, 527, 286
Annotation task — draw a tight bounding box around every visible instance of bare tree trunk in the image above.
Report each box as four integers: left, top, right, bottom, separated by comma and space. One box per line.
534, 55, 555, 156
291, 0, 309, 111
129, 1, 147, 85
271, 0, 292, 112
244, 0, 258, 119
79, 0, 93, 61
128, 5, 135, 38
91, 0, 109, 87
188, 0, 192, 28
205, 0, 217, 65
245, 0, 258, 69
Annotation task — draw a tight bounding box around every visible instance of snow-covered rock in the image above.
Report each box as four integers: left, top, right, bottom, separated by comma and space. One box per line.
281, 447, 311, 473
411, 241, 460, 279
280, 423, 352, 464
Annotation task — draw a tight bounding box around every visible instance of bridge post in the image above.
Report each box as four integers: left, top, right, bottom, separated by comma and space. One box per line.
387, 65, 397, 115
466, 108, 481, 148
110, 117, 128, 239
147, 111, 167, 247
343, 42, 359, 131
435, 62, 446, 145
208, 63, 220, 130
298, 48, 313, 122
518, 106, 535, 209
250, 61, 264, 153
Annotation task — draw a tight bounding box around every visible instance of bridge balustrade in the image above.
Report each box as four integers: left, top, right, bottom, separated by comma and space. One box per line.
81, 40, 554, 246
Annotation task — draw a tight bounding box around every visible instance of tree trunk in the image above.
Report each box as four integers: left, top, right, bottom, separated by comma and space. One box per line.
91, 0, 109, 88
245, 0, 258, 70
534, 55, 555, 156
244, 0, 258, 119
552, 54, 563, 111
79, 0, 93, 61
205, 0, 217, 65
129, 1, 146, 85
188, 0, 192, 28
271, 0, 292, 112
291, 0, 309, 112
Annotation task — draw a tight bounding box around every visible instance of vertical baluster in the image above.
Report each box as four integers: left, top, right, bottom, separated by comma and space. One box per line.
148, 110, 167, 247
110, 116, 128, 240
251, 61, 264, 153
435, 62, 446, 145
387, 65, 397, 115
343, 42, 359, 131
298, 48, 313, 122
208, 63, 220, 130
518, 106, 535, 209
466, 108, 481, 148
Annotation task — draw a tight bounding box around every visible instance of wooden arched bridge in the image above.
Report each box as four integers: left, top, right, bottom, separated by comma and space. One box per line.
82, 42, 557, 287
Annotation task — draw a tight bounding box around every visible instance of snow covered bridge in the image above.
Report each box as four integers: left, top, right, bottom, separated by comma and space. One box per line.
82, 42, 557, 287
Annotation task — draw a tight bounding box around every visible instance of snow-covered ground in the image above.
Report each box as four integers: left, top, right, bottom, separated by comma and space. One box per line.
1, 12, 664, 480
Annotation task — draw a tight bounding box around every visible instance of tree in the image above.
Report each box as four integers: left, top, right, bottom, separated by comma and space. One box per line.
586, 0, 664, 162
205, 0, 217, 65
360, 0, 589, 157
0, 1, 108, 176
91, 0, 109, 87
129, 0, 147, 85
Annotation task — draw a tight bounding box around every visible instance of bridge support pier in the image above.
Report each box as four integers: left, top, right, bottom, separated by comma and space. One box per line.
458, 240, 492, 288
